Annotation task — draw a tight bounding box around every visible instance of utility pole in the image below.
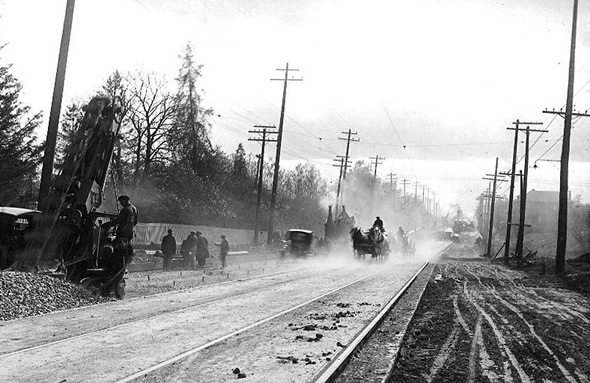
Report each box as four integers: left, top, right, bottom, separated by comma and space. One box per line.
267, 63, 302, 244
421, 185, 427, 225
338, 130, 359, 180
387, 172, 398, 210
541, 0, 589, 273
369, 155, 384, 216
332, 157, 349, 217
38, 0, 76, 211
401, 178, 410, 197
483, 158, 505, 257
337, 130, 359, 211
254, 155, 261, 189
515, 126, 547, 263
249, 125, 277, 245
514, 170, 531, 264
431, 192, 437, 227
503, 120, 543, 263
426, 187, 431, 217
482, 183, 491, 244
477, 193, 485, 234
387, 172, 398, 189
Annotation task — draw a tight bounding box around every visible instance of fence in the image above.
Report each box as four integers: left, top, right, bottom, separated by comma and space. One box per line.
134, 222, 267, 249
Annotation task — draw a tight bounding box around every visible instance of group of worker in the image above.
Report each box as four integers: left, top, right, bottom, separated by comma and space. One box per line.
161, 229, 229, 271
99, 195, 230, 300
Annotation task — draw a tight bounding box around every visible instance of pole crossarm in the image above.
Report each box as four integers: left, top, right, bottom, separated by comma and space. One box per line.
507, 222, 532, 227
543, 109, 590, 118
499, 172, 524, 177
511, 121, 544, 126
507, 127, 548, 133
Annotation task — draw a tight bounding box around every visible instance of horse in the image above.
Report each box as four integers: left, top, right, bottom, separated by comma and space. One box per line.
394, 231, 415, 257
350, 226, 390, 261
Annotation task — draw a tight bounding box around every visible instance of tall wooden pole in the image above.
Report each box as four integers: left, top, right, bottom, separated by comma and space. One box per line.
333, 158, 345, 217
249, 126, 277, 245
38, 0, 76, 211
486, 158, 499, 257
556, 0, 578, 273
504, 120, 520, 263
515, 128, 532, 263
267, 63, 301, 244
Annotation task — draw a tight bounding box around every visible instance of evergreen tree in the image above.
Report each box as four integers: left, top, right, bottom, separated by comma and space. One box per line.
0, 58, 42, 205
232, 143, 249, 188
99, 71, 133, 189
170, 43, 214, 176
55, 100, 83, 170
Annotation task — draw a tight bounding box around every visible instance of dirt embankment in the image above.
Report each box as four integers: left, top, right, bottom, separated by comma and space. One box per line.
390, 233, 590, 383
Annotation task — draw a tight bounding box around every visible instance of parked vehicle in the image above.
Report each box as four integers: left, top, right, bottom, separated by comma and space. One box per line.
280, 229, 315, 257
0, 207, 42, 270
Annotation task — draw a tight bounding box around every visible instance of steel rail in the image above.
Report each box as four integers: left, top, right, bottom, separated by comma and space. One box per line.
313, 241, 454, 382
312, 261, 430, 383
113, 272, 380, 383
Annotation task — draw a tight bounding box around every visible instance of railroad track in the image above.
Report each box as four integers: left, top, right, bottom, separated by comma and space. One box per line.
1, 242, 451, 382
316, 242, 453, 383
315, 262, 434, 382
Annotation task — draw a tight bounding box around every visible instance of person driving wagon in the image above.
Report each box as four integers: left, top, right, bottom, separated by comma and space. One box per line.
373, 216, 384, 232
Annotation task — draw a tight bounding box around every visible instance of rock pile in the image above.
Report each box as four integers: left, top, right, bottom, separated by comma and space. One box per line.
1, 271, 110, 321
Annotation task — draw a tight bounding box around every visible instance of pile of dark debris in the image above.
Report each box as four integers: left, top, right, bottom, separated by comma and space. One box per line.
0, 271, 111, 321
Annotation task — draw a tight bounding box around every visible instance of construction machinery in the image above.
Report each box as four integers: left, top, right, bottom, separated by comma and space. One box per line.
11, 95, 127, 296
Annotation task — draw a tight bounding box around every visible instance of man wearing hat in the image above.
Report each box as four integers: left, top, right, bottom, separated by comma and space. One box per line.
161, 228, 176, 271
214, 235, 229, 269
180, 231, 197, 269
100, 195, 138, 298
373, 216, 384, 232
195, 231, 210, 269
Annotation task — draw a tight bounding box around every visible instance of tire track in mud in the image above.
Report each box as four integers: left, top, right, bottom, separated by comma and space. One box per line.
460, 279, 520, 382
424, 319, 461, 382
392, 239, 590, 383
461, 263, 589, 383
485, 284, 588, 383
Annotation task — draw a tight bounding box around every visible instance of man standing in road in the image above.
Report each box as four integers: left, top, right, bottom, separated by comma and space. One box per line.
100, 195, 138, 299
161, 228, 176, 271
214, 234, 229, 269
181, 231, 198, 269
195, 231, 209, 269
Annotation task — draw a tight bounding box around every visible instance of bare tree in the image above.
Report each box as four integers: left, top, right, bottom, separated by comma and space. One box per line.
124, 71, 176, 186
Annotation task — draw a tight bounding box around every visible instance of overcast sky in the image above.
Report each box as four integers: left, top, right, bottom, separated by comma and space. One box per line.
1, 0, 589, 215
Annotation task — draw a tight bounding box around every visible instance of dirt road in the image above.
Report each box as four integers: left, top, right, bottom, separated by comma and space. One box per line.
390, 234, 590, 383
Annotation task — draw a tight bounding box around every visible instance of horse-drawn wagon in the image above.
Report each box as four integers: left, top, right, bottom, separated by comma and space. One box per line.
350, 225, 415, 259
350, 226, 390, 259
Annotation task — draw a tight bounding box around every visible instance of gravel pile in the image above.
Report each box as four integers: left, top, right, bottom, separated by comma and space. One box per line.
1, 271, 111, 321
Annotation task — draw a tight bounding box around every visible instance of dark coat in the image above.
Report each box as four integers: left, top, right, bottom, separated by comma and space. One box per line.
184, 234, 198, 251
103, 203, 138, 239
196, 236, 209, 259
161, 234, 176, 255
218, 239, 229, 256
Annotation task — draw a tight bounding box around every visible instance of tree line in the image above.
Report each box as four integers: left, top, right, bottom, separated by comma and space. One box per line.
1, 42, 443, 238
0, 44, 328, 235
